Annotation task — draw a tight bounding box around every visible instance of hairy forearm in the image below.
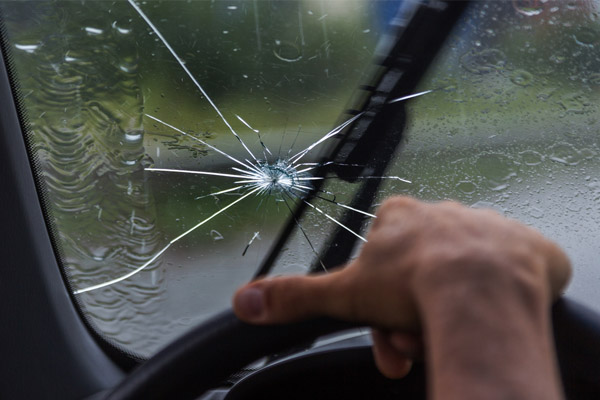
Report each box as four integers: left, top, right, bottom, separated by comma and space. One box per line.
419, 264, 564, 400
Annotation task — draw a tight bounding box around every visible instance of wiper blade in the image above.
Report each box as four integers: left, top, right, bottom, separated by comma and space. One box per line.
254, 1, 471, 278
330, 0, 470, 181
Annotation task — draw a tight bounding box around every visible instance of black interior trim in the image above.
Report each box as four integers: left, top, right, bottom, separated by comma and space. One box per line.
0, 8, 144, 372
553, 298, 600, 399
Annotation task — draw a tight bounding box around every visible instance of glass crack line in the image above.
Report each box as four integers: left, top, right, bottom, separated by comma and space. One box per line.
302, 199, 368, 242
75, 101, 422, 293
235, 114, 259, 133
242, 232, 261, 256
195, 186, 245, 200
128, 0, 258, 163
288, 112, 364, 165
74, 186, 262, 294
75, 3, 430, 294
74, 111, 377, 293
281, 194, 328, 273
311, 194, 376, 218
388, 90, 433, 104
146, 114, 261, 175
145, 168, 252, 180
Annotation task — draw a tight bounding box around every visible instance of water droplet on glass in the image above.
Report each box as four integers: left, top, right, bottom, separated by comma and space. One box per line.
528, 207, 545, 219
210, 230, 224, 241
519, 150, 543, 165
580, 148, 597, 160
14, 42, 41, 54
510, 69, 533, 86
513, 0, 544, 17
112, 18, 133, 35
84, 26, 104, 35
119, 61, 137, 74
537, 87, 556, 101
589, 73, 600, 85
558, 93, 589, 114
273, 41, 302, 63
550, 54, 566, 64
475, 153, 516, 184
573, 28, 596, 48
456, 180, 477, 194
64, 54, 78, 62
125, 132, 142, 142
490, 183, 509, 192
460, 48, 506, 74
548, 142, 582, 166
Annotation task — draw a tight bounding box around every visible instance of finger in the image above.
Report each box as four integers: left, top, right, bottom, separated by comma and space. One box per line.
371, 329, 413, 379
544, 242, 572, 299
387, 331, 424, 359
232, 268, 358, 324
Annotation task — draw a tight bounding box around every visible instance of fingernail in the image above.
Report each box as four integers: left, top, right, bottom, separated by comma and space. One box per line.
236, 287, 265, 320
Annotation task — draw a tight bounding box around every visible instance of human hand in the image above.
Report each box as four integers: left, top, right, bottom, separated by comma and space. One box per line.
233, 196, 571, 392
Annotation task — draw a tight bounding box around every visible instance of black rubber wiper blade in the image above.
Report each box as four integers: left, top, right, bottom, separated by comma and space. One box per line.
254, 0, 471, 279
330, 0, 470, 181
316, 0, 471, 272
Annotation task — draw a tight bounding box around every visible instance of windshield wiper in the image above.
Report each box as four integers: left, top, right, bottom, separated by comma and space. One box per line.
254, 0, 470, 278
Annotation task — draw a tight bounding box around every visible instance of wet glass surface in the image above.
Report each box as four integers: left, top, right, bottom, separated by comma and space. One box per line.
381, 0, 600, 310
1, 0, 599, 357
1, 0, 389, 355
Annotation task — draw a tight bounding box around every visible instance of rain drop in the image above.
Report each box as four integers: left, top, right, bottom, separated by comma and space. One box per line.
510, 69, 533, 86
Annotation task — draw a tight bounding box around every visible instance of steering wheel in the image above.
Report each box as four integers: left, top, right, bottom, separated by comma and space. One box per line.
105, 309, 358, 400
104, 298, 600, 400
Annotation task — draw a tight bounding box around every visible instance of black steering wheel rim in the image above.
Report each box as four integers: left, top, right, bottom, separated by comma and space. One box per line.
105, 309, 358, 400
105, 298, 600, 400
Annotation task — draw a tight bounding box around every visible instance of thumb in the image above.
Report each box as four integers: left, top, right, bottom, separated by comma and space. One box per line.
232, 269, 357, 324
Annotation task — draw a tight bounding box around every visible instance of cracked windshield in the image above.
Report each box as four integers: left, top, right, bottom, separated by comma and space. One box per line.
2, 0, 599, 357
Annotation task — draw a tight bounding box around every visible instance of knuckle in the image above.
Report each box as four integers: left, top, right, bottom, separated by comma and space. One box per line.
378, 196, 419, 214
438, 199, 460, 208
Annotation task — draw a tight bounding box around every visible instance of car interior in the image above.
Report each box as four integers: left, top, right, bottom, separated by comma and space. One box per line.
1, 1, 600, 399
